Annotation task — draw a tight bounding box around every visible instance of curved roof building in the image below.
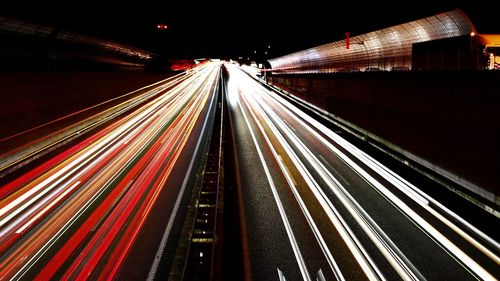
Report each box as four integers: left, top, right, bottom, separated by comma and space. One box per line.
268, 9, 476, 73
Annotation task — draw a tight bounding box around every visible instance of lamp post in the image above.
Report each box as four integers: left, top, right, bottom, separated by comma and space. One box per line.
352, 41, 369, 71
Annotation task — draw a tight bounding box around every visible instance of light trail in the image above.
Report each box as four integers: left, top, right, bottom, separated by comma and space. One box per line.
0, 62, 221, 280
259, 79, 500, 279
237, 82, 313, 281
237, 83, 348, 280
227, 64, 498, 281
262, 76, 499, 261
238, 76, 384, 281
245, 90, 424, 281
0, 72, 190, 177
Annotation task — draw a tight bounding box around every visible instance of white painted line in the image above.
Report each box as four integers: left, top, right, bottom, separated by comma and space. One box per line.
248, 88, 424, 280
147, 64, 220, 281
237, 82, 312, 281
264, 83, 498, 280
240, 88, 382, 281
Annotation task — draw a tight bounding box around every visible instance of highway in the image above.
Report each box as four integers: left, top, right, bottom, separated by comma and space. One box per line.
1, 61, 498, 281
0, 61, 221, 280
225, 64, 499, 281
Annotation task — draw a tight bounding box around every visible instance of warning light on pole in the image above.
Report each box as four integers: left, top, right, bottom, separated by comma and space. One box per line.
157, 24, 168, 30
345, 31, 350, 49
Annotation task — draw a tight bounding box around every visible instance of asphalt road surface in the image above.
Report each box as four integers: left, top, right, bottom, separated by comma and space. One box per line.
0, 62, 221, 280
225, 64, 499, 281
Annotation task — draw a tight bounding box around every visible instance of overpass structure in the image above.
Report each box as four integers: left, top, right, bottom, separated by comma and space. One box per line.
0, 16, 154, 70
269, 9, 499, 73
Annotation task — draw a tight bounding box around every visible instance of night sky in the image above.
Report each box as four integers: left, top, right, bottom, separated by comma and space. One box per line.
1, 0, 499, 59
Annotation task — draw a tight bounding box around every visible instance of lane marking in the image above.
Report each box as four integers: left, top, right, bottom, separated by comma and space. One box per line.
240, 86, 378, 281
147, 64, 221, 281
237, 82, 312, 281
251, 91, 423, 281
262, 80, 498, 280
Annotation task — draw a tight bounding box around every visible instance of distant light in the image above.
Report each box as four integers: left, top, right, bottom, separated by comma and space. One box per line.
157, 24, 168, 30
470, 32, 475, 37
267, 45, 271, 49
253, 50, 257, 54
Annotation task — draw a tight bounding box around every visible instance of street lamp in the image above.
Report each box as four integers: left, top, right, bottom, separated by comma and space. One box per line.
352, 41, 369, 71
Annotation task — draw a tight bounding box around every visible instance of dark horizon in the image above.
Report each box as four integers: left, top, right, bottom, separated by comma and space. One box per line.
1, 1, 499, 59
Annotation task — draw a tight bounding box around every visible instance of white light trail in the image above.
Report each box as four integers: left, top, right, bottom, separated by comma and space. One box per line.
237, 84, 313, 281
257, 73, 498, 280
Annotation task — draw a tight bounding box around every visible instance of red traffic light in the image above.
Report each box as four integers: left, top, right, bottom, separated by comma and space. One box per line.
156, 24, 168, 30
